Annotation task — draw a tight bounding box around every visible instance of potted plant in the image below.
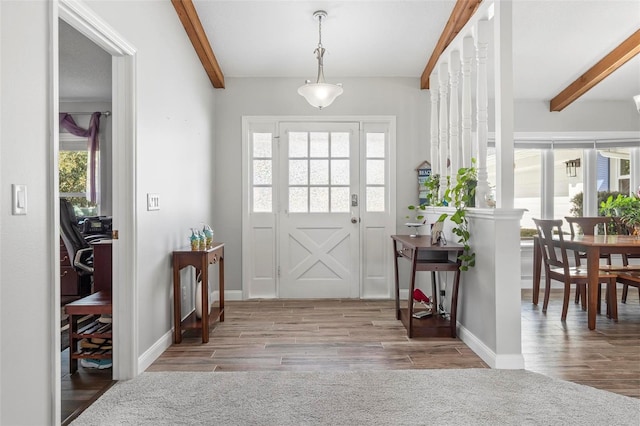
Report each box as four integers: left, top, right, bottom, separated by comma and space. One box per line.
405, 174, 441, 234
599, 193, 640, 235
405, 161, 477, 270
618, 195, 640, 236
436, 160, 477, 271
423, 173, 441, 206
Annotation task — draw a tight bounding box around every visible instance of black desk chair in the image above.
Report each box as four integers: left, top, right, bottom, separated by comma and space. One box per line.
60, 198, 96, 291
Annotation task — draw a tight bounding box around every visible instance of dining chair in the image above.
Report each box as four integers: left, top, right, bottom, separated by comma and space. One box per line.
533, 218, 618, 321
565, 216, 640, 306
565, 216, 614, 308
617, 271, 640, 306
599, 217, 640, 303
620, 254, 640, 303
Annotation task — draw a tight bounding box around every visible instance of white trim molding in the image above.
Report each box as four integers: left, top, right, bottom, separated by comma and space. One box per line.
458, 323, 525, 369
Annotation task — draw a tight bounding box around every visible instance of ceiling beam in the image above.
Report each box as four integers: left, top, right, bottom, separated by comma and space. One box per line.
171, 0, 225, 88
420, 0, 483, 90
550, 29, 640, 112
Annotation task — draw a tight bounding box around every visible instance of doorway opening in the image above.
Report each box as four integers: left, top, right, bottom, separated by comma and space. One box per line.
242, 117, 396, 300
53, 1, 138, 424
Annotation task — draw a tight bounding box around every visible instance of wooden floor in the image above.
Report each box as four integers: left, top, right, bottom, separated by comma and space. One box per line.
60, 349, 114, 425
522, 288, 640, 398
61, 289, 640, 423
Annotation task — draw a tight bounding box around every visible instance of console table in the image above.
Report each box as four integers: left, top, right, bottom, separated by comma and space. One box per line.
391, 235, 463, 338
172, 243, 225, 343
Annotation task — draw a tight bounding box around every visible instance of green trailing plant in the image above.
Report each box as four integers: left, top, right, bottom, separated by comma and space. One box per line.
406, 174, 441, 221
437, 160, 477, 271
406, 203, 426, 222
405, 162, 477, 271
424, 174, 441, 206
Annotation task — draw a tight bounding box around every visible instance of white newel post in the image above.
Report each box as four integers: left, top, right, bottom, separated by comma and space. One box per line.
430, 74, 440, 180
461, 37, 474, 169
438, 62, 450, 200
475, 20, 490, 208
449, 51, 461, 187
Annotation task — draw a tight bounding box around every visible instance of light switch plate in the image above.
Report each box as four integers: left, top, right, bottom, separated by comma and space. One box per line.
147, 193, 160, 211
12, 184, 27, 215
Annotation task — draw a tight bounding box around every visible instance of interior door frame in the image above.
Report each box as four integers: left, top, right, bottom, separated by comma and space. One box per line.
51, 0, 138, 423
242, 116, 396, 300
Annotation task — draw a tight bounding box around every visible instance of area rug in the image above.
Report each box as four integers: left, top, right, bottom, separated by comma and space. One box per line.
70, 369, 640, 425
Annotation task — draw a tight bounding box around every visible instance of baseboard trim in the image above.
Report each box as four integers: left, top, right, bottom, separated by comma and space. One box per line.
457, 323, 525, 370
212, 290, 243, 301
138, 329, 172, 373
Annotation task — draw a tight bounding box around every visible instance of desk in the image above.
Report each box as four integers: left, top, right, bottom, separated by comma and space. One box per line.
172, 243, 225, 343
391, 235, 463, 338
91, 240, 112, 293
532, 235, 640, 330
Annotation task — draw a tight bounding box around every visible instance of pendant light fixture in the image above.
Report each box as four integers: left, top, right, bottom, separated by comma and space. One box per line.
298, 10, 343, 109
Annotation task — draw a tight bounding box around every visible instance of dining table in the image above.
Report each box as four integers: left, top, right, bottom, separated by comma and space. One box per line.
532, 234, 640, 330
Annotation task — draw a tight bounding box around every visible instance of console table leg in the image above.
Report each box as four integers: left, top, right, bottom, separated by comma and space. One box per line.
172, 257, 182, 344
392, 240, 401, 320
450, 269, 461, 338
200, 259, 210, 344
219, 255, 225, 322
407, 251, 418, 338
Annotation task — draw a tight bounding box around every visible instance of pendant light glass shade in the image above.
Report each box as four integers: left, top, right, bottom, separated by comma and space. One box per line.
298, 10, 343, 109
298, 82, 343, 109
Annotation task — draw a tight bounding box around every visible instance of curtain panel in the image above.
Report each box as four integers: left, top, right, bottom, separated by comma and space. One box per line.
59, 112, 101, 204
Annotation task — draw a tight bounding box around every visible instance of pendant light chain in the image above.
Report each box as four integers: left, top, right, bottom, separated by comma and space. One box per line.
317, 13, 323, 48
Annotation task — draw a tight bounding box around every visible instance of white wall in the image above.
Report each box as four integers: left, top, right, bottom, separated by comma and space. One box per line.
87, 0, 217, 359
513, 100, 640, 132
214, 77, 429, 292
1, 2, 53, 424
1, 1, 216, 424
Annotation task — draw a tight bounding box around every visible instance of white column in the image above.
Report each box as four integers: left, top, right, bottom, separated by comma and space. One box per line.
438, 62, 449, 200
583, 148, 598, 217
541, 148, 554, 219
475, 20, 490, 208
430, 74, 440, 180
493, 0, 515, 209
630, 147, 640, 197
461, 37, 474, 169
449, 51, 461, 187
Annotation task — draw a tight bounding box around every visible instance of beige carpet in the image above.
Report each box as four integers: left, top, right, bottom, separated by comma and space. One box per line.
71, 369, 640, 425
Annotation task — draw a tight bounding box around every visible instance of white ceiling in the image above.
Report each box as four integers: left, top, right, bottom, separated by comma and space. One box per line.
60, 0, 640, 106
59, 19, 112, 101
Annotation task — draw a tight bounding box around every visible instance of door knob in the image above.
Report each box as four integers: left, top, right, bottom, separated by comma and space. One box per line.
351, 217, 358, 224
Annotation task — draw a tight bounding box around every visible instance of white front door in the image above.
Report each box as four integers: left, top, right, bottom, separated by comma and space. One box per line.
278, 122, 360, 298
242, 116, 395, 300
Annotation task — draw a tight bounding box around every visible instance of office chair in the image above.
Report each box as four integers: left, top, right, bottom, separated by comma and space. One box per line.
60, 198, 95, 286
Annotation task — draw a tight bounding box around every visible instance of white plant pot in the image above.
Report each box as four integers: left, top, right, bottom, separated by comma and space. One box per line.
194, 278, 210, 319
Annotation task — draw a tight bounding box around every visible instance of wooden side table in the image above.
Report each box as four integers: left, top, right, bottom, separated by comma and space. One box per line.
391, 235, 463, 338
65, 290, 112, 374
172, 243, 225, 343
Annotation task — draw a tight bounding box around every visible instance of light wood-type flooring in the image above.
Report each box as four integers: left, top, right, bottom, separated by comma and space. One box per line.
62, 289, 640, 423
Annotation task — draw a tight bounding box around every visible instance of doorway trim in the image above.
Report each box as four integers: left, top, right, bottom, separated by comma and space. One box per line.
52, 0, 138, 423
241, 116, 396, 300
